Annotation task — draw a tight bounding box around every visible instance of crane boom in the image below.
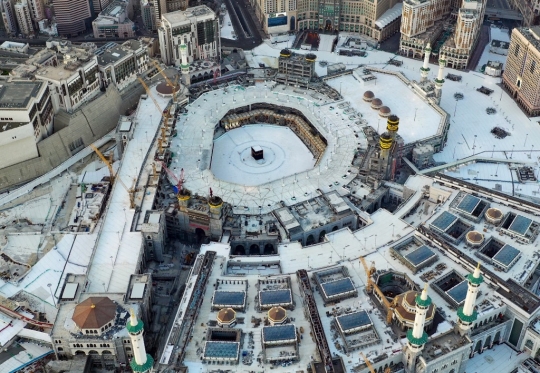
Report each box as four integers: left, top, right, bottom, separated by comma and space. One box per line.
137, 76, 162, 113
359, 256, 395, 325
159, 161, 184, 194
152, 60, 179, 102
360, 352, 376, 373
90, 144, 135, 209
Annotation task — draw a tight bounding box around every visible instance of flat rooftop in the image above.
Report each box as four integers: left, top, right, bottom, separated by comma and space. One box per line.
326, 70, 444, 144
97, 44, 129, 66
162, 5, 215, 25
259, 289, 292, 306
0, 80, 43, 109
404, 245, 436, 267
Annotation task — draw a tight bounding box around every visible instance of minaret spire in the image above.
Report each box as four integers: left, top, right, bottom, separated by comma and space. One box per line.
126, 309, 154, 372
457, 263, 483, 336
404, 284, 431, 373
420, 43, 431, 83
434, 55, 446, 104
180, 41, 191, 87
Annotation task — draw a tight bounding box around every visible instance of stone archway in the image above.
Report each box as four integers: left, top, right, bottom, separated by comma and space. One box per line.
332, 226, 339, 232
263, 243, 274, 254
235, 245, 245, 255
319, 230, 326, 242
525, 339, 534, 350
494, 330, 501, 344
485, 335, 492, 349
75, 350, 85, 355
325, 19, 332, 31
290, 16, 296, 31
306, 234, 315, 246
249, 244, 260, 255
474, 340, 482, 353
88, 350, 99, 355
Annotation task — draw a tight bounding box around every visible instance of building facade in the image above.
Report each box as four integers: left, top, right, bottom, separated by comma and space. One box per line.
502, 27, 540, 116
400, 0, 485, 69
97, 40, 149, 91
158, 5, 220, 66
141, 0, 156, 31
35, 51, 100, 113
0, 80, 53, 169
52, 0, 91, 36
92, 0, 135, 39
14, 0, 34, 36
1, 0, 18, 35
252, 0, 401, 41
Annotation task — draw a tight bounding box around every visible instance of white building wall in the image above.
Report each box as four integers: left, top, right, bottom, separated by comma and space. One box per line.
0, 124, 38, 168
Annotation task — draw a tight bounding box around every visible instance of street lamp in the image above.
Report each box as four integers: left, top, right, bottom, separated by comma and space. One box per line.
47, 283, 56, 307
472, 135, 477, 155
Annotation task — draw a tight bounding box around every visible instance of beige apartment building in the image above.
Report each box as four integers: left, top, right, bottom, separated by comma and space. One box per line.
400, 0, 485, 69
252, 0, 402, 42
502, 27, 540, 116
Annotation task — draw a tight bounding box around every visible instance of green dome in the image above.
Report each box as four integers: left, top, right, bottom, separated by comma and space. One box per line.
415, 293, 432, 308
130, 354, 154, 372
467, 273, 483, 285
457, 307, 478, 323
126, 319, 144, 334
407, 329, 428, 346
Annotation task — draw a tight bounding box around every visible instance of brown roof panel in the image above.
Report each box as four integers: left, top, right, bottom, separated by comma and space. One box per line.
72, 297, 117, 329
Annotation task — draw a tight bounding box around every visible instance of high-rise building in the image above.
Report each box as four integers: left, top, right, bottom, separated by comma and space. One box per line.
502, 27, 540, 117
52, 0, 91, 36
27, 0, 44, 26
141, 0, 156, 30
14, 0, 34, 36
0, 0, 18, 35
253, 0, 402, 41
400, 0, 485, 69
440, 0, 485, 69
158, 5, 220, 66
400, 0, 451, 58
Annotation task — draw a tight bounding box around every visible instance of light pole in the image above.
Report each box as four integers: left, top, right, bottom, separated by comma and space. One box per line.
492, 145, 495, 158
47, 283, 56, 307
453, 145, 457, 160
307, 256, 310, 269
531, 145, 535, 158
390, 223, 395, 237
414, 108, 419, 121
472, 135, 477, 155
340, 81, 342, 95
511, 145, 515, 159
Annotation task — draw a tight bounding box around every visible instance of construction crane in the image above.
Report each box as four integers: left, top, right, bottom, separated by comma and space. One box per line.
90, 144, 136, 209
137, 76, 162, 113
151, 60, 179, 102
360, 352, 375, 373
359, 256, 395, 325
159, 161, 184, 194
359, 256, 375, 292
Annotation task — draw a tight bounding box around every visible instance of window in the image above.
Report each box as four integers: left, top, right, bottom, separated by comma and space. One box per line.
58, 347, 64, 351
531, 60, 536, 74
515, 44, 520, 57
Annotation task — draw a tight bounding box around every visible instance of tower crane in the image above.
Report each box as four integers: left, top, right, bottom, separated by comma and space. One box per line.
359, 256, 396, 325
360, 352, 391, 373
90, 144, 136, 209
159, 161, 184, 194
137, 76, 162, 113
151, 60, 179, 102
360, 352, 375, 373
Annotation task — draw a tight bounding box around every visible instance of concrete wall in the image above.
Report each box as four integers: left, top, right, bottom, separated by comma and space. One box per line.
0, 82, 145, 191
